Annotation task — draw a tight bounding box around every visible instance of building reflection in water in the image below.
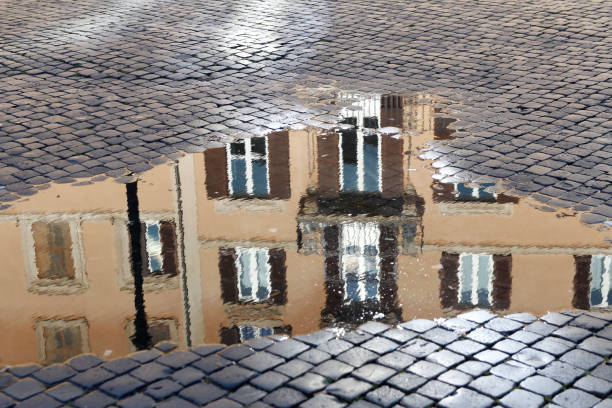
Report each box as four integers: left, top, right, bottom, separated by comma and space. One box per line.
0, 92, 610, 365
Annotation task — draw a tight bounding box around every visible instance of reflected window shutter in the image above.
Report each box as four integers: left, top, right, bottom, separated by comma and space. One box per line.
139, 222, 150, 276
381, 136, 404, 198
323, 225, 342, 315
379, 225, 399, 314
432, 181, 455, 203
219, 248, 238, 303
273, 325, 292, 336
204, 148, 229, 198
492, 254, 512, 310
159, 221, 178, 277
439, 252, 460, 309
573, 255, 591, 309
267, 131, 291, 199
317, 132, 340, 196
219, 326, 240, 345
268, 248, 287, 305
496, 193, 519, 204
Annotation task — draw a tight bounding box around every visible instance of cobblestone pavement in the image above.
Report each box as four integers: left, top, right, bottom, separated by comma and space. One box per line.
0, 0, 611, 224
1, 310, 610, 407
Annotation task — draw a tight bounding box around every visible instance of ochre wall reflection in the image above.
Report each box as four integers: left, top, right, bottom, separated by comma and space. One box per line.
0, 93, 610, 366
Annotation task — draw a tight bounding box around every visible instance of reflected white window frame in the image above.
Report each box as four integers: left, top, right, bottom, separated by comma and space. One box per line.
114, 213, 179, 292
457, 253, 494, 307
235, 247, 272, 303
338, 129, 382, 193
340, 222, 381, 302
126, 317, 178, 352
19, 214, 87, 295
226, 137, 270, 197
239, 325, 274, 342
453, 183, 498, 200
36, 318, 89, 364
590, 255, 612, 308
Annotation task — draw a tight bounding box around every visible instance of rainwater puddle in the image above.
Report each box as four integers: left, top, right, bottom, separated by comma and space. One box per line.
1, 93, 610, 366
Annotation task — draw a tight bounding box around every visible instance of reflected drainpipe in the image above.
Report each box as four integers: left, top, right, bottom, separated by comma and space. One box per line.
126, 181, 152, 350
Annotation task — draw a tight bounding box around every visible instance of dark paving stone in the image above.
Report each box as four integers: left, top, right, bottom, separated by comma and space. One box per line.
68, 354, 104, 372
347, 400, 378, 408
99, 374, 144, 398
171, 367, 205, 386
275, 359, 313, 378
538, 361, 585, 385
361, 337, 398, 354
387, 372, 428, 393
417, 379, 456, 400
129, 350, 162, 364
238, 352, 285, 373
117, 393, 156, 408
469, 375, 514, 398
3, 378, 45, 401
311, 360, 353, 381
574, 375, 612, 398
130, 363, 173, 383
157, 351, 200, 370
427, 349, 465, 367
156, 396, 198, 408
399, 393, 433, 408
294, 331, 336, 347
45, 382, 85, 403
202, 397, 242, 408
438, 388, 493, 408
245, 338, 275, 351
560, 349, 604, 370
468, 328, 504, 345
512, 348, 555, 368
262, 387, 307, 408
540, 312, 574, 327
437, 369, 472, 387
227, 384, 267, 405
382, 328, 418, 344
300, 393, 346, 408
8, 365, 39, 378
400, 319, 436, 333
210, 365, 256, 390
493, 339, 527, 354
297, 349, 331, 365
179, 382, 227, 406
192, 345, 225, 357
421, 328, 460, 346
458, 310, 496, 324
499, 389, 544, 408
401, 339, 440, 358
365, 385, 404, 407
571, 315, 608, 331
578, 336, 612, 356
32, 365, 76, 386
336, 347, 378, 368
520, 375, 563, 396
352, 364, 395, 385
552, 389, 601, 408
250, 371, 290, 392
377, 350, 416, 370
408, 360, 446, 379
317, 339, 353, 356
525, 321, 558, 336
484, 318, 523, 334
359, 321, 390, 335
73, 390, 116, 408
490, 360, 535, 382
267, 340, 310, 359
155, 342, 178, 354
103, 358, 140, 375
17, 393, 61, 408
456, 361, 492, 377
473, 349, 508, 365
145, 379, 183, 400
288, 373, 328, 394
326, 377, 372, 401
218, 346, 254, 361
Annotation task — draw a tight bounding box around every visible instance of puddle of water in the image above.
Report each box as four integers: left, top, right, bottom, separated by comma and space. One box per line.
0, 93, 610, 367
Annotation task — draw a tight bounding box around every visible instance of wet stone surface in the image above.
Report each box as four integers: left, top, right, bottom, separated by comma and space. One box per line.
0, 311, 609, 407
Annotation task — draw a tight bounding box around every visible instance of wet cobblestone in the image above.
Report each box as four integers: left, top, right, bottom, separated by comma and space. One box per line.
2, 310, 609, 407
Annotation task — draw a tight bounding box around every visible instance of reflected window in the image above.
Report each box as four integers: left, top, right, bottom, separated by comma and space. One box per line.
32, 221, 76, 280
36, 319, 88, 365
458, 253, 493, 307
138, 220, 178, 277
340, 131, 381, 193
227, 137, 269, 197
341, 222, 380, 302
239, 325, 274, 341
126, 318, 178, 351
590, 255, 612, 307
236, 247, 271, 302
455, 183, 496, 201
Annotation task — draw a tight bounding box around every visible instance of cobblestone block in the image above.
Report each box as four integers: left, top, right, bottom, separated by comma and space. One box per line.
358, 322, 390, 335
145, 379, 182, 400
493, 339, 527, 354
103, 358, 140, 375
340, 331, 373, 345
262, 387, 306, 407
178, 382, 227, 406
2, 379, 44, 401
574, 375, 612, 398
468, 328, 504, 345
578, 336, 612, 356
300, 393, 346, 408
192, 345, 225, 358
552, 389, 601, 408
250, 371, 290, 392
266, 340, 310, 359
210, 365, 256, 390
294, 331, 335, 347
100, 374, 144, 398
73, 390, 116, 408
336, 347, 378, 368
218, 346, 254, 362
32, 365, 76, 386
473, 350, 508, 365
469, 375, 514, 398
117, 393, 156, 408
130, 363, 173, 383
311, 360, 353, 381
157, 351, 200, 369
417, 379, 455, 400
18, 393, 61, 408
538, 361, 585, 385
68, 355, 104, 372
361, 337, 398, 354
490, 360, 535, 382
365, 385, 404, 407
297, 349, 331, 365
520, 375, 562, 396
571, 315, 609, 331
227, 384, 266, 405
499, 389, 544, 408
399, 393, 433, 408
400, 319, 436, 333
560, 349, 604, 370
170, 367, 205, 386
288, 373, 328, 394
326, 378, 372, 401
377, 350, 416, 371
382, 328, 418, 344
45, 382, 85, 403
239, 352, 285, 373
317, 339, 353, 356
401, 339, 440, 358
427, 349, 465, 367
513, 348, 555, 368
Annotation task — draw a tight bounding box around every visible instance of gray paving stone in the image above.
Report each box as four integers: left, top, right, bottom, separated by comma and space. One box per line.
297, 349, 331, 365
533, 337, 575, 356
560, 349, 604, 370
361, 337, 398, 354
525, 321, 558, 337
217, 346, 254, 362
145, 379, 183, 400
300, 393, 346, 408
352, 364, 395, 385
417, 379, 455, 400
490, 360, 535, 382
512, 348, 555, 368
387, 372, 427, 393
591, 363, 612, 381
288, 373, 328, 394
365, 385, 404, 407
509, 330, 544, 345
250, 371, 290, 392
538, 361, 585, 385
130, 363, 173, 383
2, 378, 44, 401
8, 366, 39, 378
32, 365, 76, 386
401, 339, 440, 358
317, 339, 353, 356
129, 350, 162, 364
377, 350, 416, 370
311, 360, 353, 381
171, 367, 205, 386
427, 349, 465, 367
336, 347, 378, 368
103, 358, 140, 375
552, 389, 601, 408
571, 315, 609, 331
493, 339, 527, 354
117, 393, 156, 408
473, 350, 508, 365
469, 375, 514, 398
100, 374, 144, 399
499, 389, 544, 408
520, 375, 563, 396
346, 401, 377, 408
202, 397, 243, 408
359, 322, 390, 335
399, 393, 433, 408
341, 331, 373, 345
274, 359, 313, 379
447, 339, 487, 357
382, 328, 418, 344
579, 336, 612, 356
408, 360, 446, 379
210, 365, 256, 390
178, 382, 227, 406
421, 328, 460, 346
17, 393, 61, 408
459, 310, 496, 324
155, 342, 178, 354
552, 326, 592, 343
438, 387, 493, 408
267, 340, 310, 359
68, 355, 104, 372
506, 313, 538, 324
437, 370, 472, 387
484, 318, 523, 334
400, 319, 436, 333
574, 375, 612, 398
192, 345, 225, 357
238, 352, 285, 373
73, 390, 116, 408
294, 331, 336, 347
541, 312, 575, 327
227, 384, 266, 405
326, 377, 372, 401
45, 382, 85, 403
468, 328, 504, 345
